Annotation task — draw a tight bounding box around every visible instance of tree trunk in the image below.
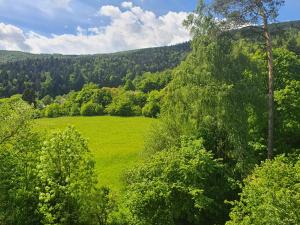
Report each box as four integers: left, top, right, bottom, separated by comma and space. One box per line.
262, 12, 274, 159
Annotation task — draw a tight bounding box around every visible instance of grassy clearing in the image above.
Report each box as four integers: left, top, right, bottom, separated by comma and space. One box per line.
35, 116, 155, 191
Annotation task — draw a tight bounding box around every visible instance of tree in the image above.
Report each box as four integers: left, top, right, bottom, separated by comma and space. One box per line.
0, 97, 33, 145
37, 127, 98, 225
124, 80, 135, 91
0, 98, 41, 225
80, 102, 104, 116
22, 88, 37, 106
142, 90, 162, 118
44, 103, 62, 118
227, 155, 300, 225
125, 138, 232, 225
211, 0, 285, 159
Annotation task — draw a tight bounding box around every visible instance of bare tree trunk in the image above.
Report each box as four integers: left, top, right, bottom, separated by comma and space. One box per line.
262, 12, 274, 159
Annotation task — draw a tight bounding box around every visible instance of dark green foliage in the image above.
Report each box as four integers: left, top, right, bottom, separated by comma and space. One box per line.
125, 138, 231, 225
212, 0, 285, 26
80, 102, 104, 116
124, 80, 135, 91
0, 43, 190, 98
22, 88, 37, 106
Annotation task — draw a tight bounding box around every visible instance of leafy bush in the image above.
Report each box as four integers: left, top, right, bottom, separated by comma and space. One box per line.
70, 103, 81, 116
227, 155, 300, 225
44, 103, 62, 118
80, 102, 104, 116
142, 90, 162, 118
105, 92, 141, 116
37, 127, 98, 225
125, 138, 231, 225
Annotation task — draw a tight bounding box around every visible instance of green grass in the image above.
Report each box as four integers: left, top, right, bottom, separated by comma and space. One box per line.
35, 116, 155, 191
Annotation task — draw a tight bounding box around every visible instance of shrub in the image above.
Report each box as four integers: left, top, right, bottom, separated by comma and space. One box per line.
227, 155, 300, 225
44, 103, 62, 118
142, 90, 162, 118
70, 103, 81, 116
125, 138, 231, 225
80, 102, 104, 116
142, 102, 160, 118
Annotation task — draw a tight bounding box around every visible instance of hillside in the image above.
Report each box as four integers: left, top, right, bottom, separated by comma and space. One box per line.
0, 42, 190, 98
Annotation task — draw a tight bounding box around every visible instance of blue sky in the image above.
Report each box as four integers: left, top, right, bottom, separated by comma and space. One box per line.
0, 0, 299, 54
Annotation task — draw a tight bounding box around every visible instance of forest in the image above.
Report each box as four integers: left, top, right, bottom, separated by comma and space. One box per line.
0, 43, 190, 98
0, 0, 300, 225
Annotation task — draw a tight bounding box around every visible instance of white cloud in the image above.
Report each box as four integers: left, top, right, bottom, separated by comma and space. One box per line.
0, 2, 191, 54
0, 23, 31, 51
98, 5, 122, 18
121, 1, 133, 9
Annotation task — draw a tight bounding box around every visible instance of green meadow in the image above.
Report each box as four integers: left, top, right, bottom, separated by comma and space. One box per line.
35, 116, 155, 190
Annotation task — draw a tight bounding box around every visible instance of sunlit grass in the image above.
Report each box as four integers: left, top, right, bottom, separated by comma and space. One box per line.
35, 116, 155, 191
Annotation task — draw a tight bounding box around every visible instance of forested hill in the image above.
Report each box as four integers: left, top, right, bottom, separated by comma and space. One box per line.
0, 42, 190, 97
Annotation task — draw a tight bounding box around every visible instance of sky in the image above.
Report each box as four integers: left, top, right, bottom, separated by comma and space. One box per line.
0, 0, 299, 55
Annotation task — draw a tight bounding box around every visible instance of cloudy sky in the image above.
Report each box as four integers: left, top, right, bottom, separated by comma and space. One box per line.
0, 0, 299, 55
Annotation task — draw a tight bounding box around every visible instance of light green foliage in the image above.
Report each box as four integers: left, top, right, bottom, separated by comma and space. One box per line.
227, 155, 300, 225
0, 97, 33, 145
0, 98, 41, 225
40, 85, 150, 118
142, 90, 162, 118
0, 101, 117, 225
70, 103, 81, 116
147, 34, 264, 175
75, 83, 100, 105
125, 138, 231, 225
133, 70, 172, 93
45, 103, 62, 118
275, 80, 300, 152
36, 116, 154, 190
37, 127, 98, 225
105, 91, 145, 116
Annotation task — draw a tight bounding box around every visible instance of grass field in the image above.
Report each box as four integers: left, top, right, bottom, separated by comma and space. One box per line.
35, 116, 155, 191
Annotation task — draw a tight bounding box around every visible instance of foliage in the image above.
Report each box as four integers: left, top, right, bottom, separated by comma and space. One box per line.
275, 80, 300, 153
227, 155, 300, 225
45, 103, 63, 118
142, 90, 162, 118
105, 91, 145, 117
133, 70, 172, 93
0, 98, 41, 225
80, 102, 104, 116
37, 127, 98, 225
0, 43, 190, 98
0, 101, 118, 225
125, 138, 231, 225
0, 97, 34, 145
